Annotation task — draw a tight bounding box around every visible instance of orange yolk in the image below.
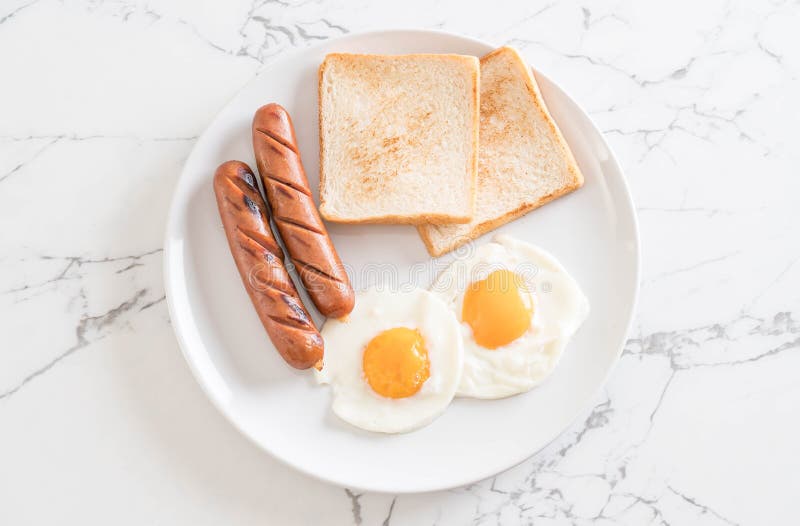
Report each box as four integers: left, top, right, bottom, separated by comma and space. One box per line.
462, 269, 534, 349
362, 327, 430, 399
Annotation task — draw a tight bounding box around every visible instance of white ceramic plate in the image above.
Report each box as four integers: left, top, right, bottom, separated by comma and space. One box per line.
164, 29, 640, 493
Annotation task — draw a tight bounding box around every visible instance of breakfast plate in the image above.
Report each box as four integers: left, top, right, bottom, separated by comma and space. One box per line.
164, 29, 640, 493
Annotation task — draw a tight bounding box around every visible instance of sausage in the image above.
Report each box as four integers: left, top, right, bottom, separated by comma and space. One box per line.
213, 160, 323, 370
252, 103, 355, 319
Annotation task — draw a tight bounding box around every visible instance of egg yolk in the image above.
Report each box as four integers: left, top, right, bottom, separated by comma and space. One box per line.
362, 327, 430, 399
462, 269, 534, 349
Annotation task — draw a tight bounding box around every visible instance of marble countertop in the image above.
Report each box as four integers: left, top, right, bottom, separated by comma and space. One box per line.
2, 0, 799, 524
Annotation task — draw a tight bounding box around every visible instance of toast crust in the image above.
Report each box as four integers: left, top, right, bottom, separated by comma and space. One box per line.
418, 46, 584, 256
417, 182, 581, 257
318, 53, 479, 225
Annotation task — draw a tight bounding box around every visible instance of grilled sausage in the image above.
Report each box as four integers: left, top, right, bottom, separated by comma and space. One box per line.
252, 103, 355, 319
213, 160, 323, 369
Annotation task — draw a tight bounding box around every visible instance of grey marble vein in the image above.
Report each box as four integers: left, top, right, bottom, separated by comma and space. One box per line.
1, 247, 165, 398
746, 255, 800, 309
138, 294, 166, 312
507, 37, 643, 83
581, 8, 631, 30
0, 0, 39, 25
500, 4, 556, 34
625, 310, 800, 370
0, 138, 59, 184
3, 258, 79, 296
0, 134, 198, 142
646, 250, 744, 283
344, 489, 363, 525
3, 248, 163, 298
506, 36, 709, 93
667, 486, 740, 526
553, 397, 614, 460
382, 497, 396, 526
238, 13, 349, 62
319, 18, 349, 34
0, 288, 148, 400
636, 206, 741, 218
756, 38, 783, 64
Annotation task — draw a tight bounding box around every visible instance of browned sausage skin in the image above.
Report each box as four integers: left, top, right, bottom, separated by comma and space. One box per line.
213, 160, 323, 370
252, 103, 355, 319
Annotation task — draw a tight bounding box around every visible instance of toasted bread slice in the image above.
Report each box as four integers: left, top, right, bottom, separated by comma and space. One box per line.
318, 53, 479, 224
418, 47, 584, 256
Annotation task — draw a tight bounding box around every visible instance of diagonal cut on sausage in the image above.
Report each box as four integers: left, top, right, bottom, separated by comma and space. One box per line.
213, 160, 323, 369
252, 103, 355, 319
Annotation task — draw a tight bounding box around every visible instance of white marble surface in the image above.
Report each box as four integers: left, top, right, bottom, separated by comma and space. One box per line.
1, 0, 799, 524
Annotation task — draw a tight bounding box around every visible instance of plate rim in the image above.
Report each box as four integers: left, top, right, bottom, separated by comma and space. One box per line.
163, 27, 641, 494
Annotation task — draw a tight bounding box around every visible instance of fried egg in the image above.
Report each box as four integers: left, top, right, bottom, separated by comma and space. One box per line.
315, 287, 463, 433
430, 235, 589, 399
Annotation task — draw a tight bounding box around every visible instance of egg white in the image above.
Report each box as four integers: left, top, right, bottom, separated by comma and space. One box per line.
430, 234, 590, 399
315, 287, 463, 433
